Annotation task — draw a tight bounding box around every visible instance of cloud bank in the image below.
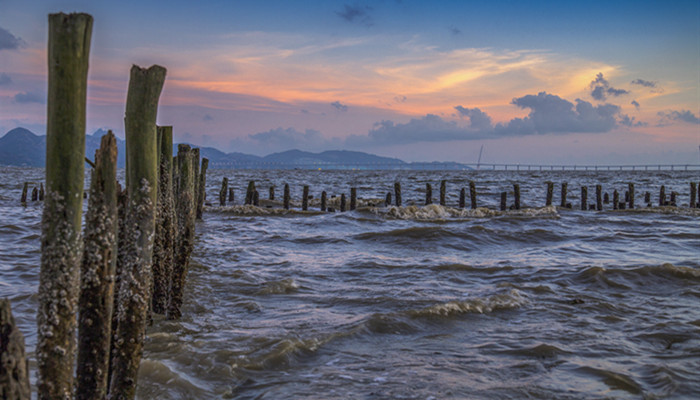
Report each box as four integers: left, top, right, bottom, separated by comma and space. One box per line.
0, 27, 22, 50
658, 110, 700, 125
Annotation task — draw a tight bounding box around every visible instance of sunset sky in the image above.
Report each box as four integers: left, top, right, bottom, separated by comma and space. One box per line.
1, 0, 698, 164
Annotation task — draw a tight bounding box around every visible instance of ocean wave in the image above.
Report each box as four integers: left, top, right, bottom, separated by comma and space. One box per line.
378, 204, 559, 220
406, 289, 526, 319
256, 278, 300, 295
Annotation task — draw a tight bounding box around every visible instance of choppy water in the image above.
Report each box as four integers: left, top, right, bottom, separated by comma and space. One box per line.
1, 167, 699, 399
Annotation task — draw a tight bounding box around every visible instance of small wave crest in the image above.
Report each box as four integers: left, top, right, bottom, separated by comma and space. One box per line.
379, 204, 558, 220
257, 278, 299, 295
407, 289, 526, 318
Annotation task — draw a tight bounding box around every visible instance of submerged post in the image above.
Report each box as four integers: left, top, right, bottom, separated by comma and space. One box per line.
283, 183, 290, 210
37, 13, 92, 400
581, 186, 588, 210
228, 187, 234, 203
253, 190, 259, 206
469, 181, 477, 209
560, 182, 568, 208
302, 185, 309, 211
110, 63, 166, 400
500, 192, 507, 211
439, 180, 446, 206
31, 187, 39, 202
77, 132, 118, 400
425, 183, 432, 205
691, 182, 697, 208
613, 190, 619, 210
340, 193, 346, 212
659, 185, 666, 206
39, 183, 45, 201
152, 126, 175, 315
219, 177, 228, 206
628, 183, 635, 209
546, 182, 553, 206
385, 192, 392, 207
644, 191, 651, 205
321, 191, 327, 211
20, 182, 28, 203
459, 188, 466, 208
0, 299, 31, 400
350, 187, 357, 210
394, 182, 402, 207
245, 181, 256, 205
269, 186, 275, 201
596, 184, 602, 211
513, 184, 521, 210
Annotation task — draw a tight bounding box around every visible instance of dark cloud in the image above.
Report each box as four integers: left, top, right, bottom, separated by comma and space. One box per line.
619, 114, 647, 127
0, 26, 22, 50
0, 73, 11, 85
349, 114, 480, 146
249, 127, 325, 148
454, 106, 492, 131
631, 79, 656, 88
589, 72, 629, 101
658, 110, 700, 125
203, 114, 214, 121
448, 25, 462, 36
14, 91, 45, 104
631, 100, 640, 110
331, 101, 349, 112
393, 95, 407, 103
336, 4, 373, 26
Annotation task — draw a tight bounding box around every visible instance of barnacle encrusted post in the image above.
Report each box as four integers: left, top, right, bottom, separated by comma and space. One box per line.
37, 12, 92, 400
109, 64, 166, 400
0, 299, 31, 399
77, 132, 118, 400
196, 158, 208, 219
167, 144, 195, 320
152, 126, 175, 315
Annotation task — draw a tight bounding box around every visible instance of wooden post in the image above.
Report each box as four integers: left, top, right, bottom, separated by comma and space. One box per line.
385, 192, 392, 207
613, 190, 619, 210
245, 181, 256, 205
20, 182, 28, 203
560, 182, 568, 208
459, 188, 466, 208
39, 183, 45, 201
691, 182, 697, 208
670, 191, 677, 206
604, 192, 610, 204
545, 182, 553, 206
196, 158, 208, 219
109, 185, 127, 389
581, 186, 588, 210
228, 188, 234, 203
394, 182, 402, 207
253, 190, 259, 206
340, 193, 346, 211
350, 187, 357, 210
219, 177, 228, 206
192, 148, 200, 216
628, 183, 635, 209
439, 180, 446, 206
167, 144, 195, 321
31, 186, 38, 201
513, 184, 521, 210
302, 186, 309, 211
596, 184, 602, 211
152, 126, 175, 315
321, 191, 327, 211
0, 299, 31, 400
500, 192, 507, 211
644, 191, 651, 204
425, 183, 432, 205
469, 181, 477, 209
77, 132, 118, 400
269, 186, 275, 201
38, 13, 92, 400
110, 63, 166, 400
283, 183, 290, 210
659, 185, 666, 206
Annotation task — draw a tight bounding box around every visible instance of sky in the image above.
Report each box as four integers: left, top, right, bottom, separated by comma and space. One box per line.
0, 0, 698, 164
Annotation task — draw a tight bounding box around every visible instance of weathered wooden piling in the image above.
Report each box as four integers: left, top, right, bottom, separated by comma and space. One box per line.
269, 186, 275, 201
644, 191, 651, 204
613, 190, 619, 210
321, 191, 327, 211
604, 192, 610, 204
20, 182, 28, 203
394, 182, 402, 207
545, 182, 553, 206
385, 192, 392, 207
670, 191, 677, 206
439, 180, 446, 206
196, 158, 208, 219
596, 185, 602, 211
245, 181, 256, 205
302, 186, 309, 211
513, 184, 521, 210
350, 187, 357, 210
340, 193, 346, 212
560, 182, 568, 208
659, 185, 666, 206
110, 63, 166, 400
228, 187, 234, 203
691, 182, 697, 208
628, 183, 635, 209
469, 181, 477, 209
167, 144, 195, 322
500, 192, 507, 211
219, 177, 228, 206
425, 183, 433, 205
283, 184, 290, 210
581, 186, 588, 210
39, 183, 45, 201
152, 127, 175, 315
192, 148, 200, 215
37, 13, 93, 400
76, 132, 118, 400
31, 186, 38, 202
253, 190, 259, 206
0, 299, 31, 400
459, 187, 466, 208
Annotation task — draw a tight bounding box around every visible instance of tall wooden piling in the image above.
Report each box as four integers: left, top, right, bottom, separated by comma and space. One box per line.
37, 13, 92, 400
152, 127, 175, 315
0, 299, 31, 400
192, 148, 200, 216
613, 190, 619, 210
628, 183, 635, 209
469, 181, 477, 209
560, 182, 568, 208
196, 158, 208, 219
321, 191, 327, 211
581, 186, 588, 210
77, 132, 118, 400
513, 184, 521, 210
546, 182, 553, 206
302, 186, 309, 211
500, 192, 507, 211
394, 182, 402, 207
459, 188, 466, 208
110, 63, 166, 400
283, 184, 290, 210
425, 183, 433, 205
439, 180, 446, 206
691, 182, 697, 208
20, 182, 28, 203
596, 184, 602, 211
219, 177, 228, 206
350, 187, 357, 210
659, 185, 666, 206
340, 194, 346, 212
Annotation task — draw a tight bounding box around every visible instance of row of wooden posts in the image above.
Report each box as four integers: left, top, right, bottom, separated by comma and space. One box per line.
1, 13, 208, 400
218, 179, 700, 212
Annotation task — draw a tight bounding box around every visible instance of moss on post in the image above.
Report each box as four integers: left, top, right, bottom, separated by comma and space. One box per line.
1, 299, 31, 400
109, 64, 166, 400
37, 12, 92, 400
152, 126, 175, 315
77, 132, 118, 400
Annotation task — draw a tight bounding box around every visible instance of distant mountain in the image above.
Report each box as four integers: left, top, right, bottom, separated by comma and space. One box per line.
0, 127, 472, 170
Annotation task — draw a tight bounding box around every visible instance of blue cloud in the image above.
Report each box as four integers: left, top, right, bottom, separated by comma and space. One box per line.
589, 73, 629, 101
658, 110, 700, 125
331, 101, 349, 112
0, 26, 22, 50
336, 4, 373, 26
0, 73, 11, 85
14, 91, 45, 104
